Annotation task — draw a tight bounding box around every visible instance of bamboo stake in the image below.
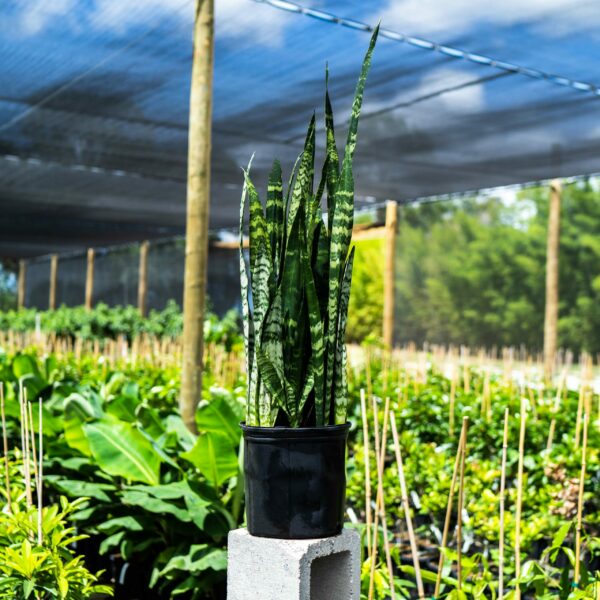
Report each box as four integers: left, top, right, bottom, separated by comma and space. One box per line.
1, 383, 11, 511
515, 399, 527, 599
376, 399, 396, 600
368, 397, 386, 600
38, 400, 43, 545
449, 367, 457, 438
456, 417, 468, 590
390, 412, 424, 599
20, 386, 32, 509
574, 386, 585, 448
360, 389, 373, 559
27, 402, 38, 488
498, 408, 510, 599
434, 417, 468, 597
574, 411, 588, 585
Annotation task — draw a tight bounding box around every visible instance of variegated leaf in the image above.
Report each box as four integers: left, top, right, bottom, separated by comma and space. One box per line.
333, 247, 355, 424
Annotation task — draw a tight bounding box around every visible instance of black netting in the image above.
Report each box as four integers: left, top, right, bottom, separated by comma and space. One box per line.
1, 1, 600, 258
24, 241, 241, 317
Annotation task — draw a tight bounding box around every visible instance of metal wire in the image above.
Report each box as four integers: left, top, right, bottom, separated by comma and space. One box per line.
253, 0, 600, 98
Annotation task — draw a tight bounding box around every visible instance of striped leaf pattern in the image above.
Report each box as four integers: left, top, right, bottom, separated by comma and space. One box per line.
239, 29, 377, 427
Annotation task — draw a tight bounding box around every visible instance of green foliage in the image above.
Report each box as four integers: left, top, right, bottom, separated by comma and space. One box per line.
0, 350, 244, 599
0, 302, 242, 349
392, 180, 600, 353
0, 474, 112, 600
240, 29, 378, 427
347, 238, 384, 343
346, 355, 600, 599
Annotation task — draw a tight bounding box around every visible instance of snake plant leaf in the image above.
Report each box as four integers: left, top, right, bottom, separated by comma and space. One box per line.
239, 163, 253, 392
281, 208, 308, 408
325, 73, 339, 234
245, 173, 270, 275
287, 114, 316, 240
247, 241, 272, 426
257, 291, 286, 425
266, 160, 284, 275
302, 243, 325, 425
333, 246, 355, 424
256, 350, 286, 426
326, 26, 378, 422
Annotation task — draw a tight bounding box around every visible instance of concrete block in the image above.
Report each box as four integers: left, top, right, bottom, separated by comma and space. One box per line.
227, 528, 361, 600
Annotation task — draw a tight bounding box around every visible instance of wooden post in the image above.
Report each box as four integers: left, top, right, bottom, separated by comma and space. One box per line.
383, 200, 398, 349
543, 180, 561, 382
181, 0, 214, 433
85, 248, 95, 311
49, 254, 58, 310
17, 260, 26, 309
138, 241, 149, 317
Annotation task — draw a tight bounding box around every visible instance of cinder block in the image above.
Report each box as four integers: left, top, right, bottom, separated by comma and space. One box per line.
227, 528, 361, 600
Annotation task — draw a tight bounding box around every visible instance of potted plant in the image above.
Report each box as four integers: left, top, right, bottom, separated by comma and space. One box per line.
239, 28, 378, 539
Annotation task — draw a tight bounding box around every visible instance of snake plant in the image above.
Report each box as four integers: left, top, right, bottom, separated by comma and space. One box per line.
240, 28, 378, 427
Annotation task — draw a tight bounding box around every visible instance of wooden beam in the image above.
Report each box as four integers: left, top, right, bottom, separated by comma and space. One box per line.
212, 225, 387, 250
85, 248, 95, 311
17, 259, 26, 309
543, 180, 561, 382
181, 0, 214, 434
49, 254, 58, 310
383, 201, 398, 349
138, 241, 149, 317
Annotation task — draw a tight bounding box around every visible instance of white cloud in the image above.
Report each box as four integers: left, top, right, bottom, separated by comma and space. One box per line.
18, 0, 77, 35
374, 0, 600, 39
14, 0, 292, 46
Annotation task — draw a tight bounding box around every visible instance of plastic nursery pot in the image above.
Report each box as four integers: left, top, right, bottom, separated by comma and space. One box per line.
240, 422, 351, 539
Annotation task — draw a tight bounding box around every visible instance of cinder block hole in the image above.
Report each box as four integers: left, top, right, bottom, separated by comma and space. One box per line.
310, 550, 352, 600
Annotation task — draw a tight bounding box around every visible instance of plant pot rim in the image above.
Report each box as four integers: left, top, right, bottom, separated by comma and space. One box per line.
240, 421, 350, 440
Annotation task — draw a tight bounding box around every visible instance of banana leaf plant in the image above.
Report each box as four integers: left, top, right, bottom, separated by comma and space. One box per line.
240, 28, 378, 428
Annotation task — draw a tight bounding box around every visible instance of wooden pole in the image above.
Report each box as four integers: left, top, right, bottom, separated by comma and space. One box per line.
85, 248, 95, 311
383, 200, 397, 349
543, 180, 561, 382
49, 254, 58, 310
17, 259, 26, 309
181, 0, 214, 433
138, 241, 149, 317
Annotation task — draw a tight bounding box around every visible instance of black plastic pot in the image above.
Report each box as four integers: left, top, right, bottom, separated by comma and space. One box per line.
241, 422, 351, 539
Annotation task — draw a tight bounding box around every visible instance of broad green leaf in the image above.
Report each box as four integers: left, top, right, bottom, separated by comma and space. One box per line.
84, 419, 162, 485
121, 489, 191, 523
44, 477, 116, 503
181, 432, 238, 488
156, 545, 227, 579
97, 516, 146, 534
196, 396, 240, 446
